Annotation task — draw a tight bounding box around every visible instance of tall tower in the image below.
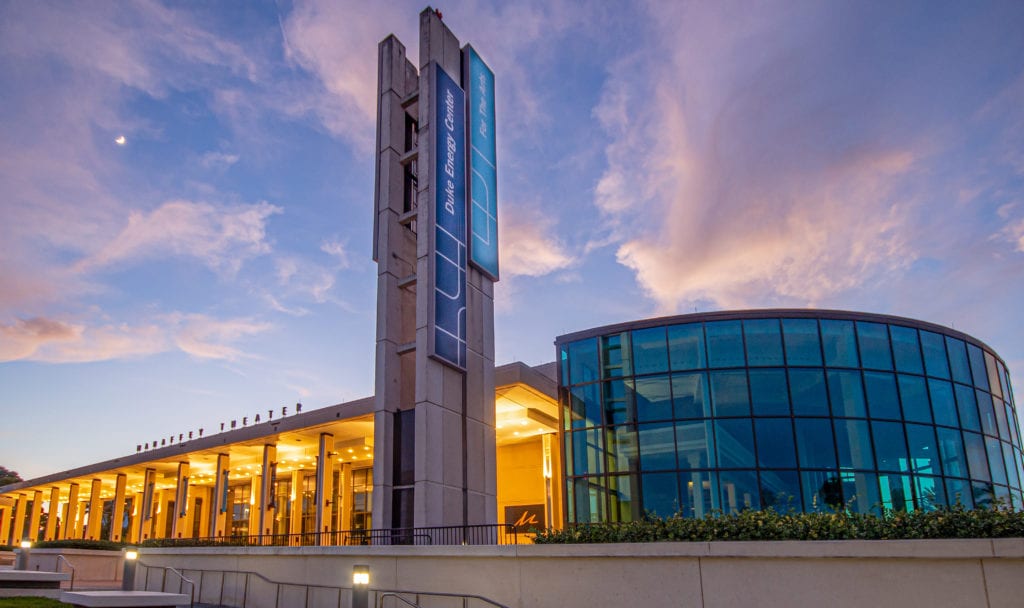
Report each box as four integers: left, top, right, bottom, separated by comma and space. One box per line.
372, 8, 499, 531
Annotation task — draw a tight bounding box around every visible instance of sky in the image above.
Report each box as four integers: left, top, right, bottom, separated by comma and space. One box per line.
1, 0, 1023, 480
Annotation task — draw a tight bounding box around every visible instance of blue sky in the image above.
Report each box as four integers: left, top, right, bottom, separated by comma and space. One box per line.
2, 1, 1023, 479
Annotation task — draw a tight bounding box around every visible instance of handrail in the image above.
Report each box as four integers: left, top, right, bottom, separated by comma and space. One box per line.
55, 555, 76, 591
376, 589, 510, 608
378, 593, 420, 608
139, 562, 195, 608
141, 523, 518, 548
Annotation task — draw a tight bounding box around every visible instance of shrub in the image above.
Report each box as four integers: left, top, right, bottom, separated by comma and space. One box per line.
31, 539, 126, 551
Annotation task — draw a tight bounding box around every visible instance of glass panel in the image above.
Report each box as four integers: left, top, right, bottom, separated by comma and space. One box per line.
754, 418, 797, 469
631, 327, 669, 376
607, 474, 640, 522
634, 375, 673, 423
749, 369, 791, 416
710, 371, 750, 417
569, 383, 601, 429
1002, 442, 1020, 490
802, 470, 843, 513
993, 395, 1009, 440
946, 336, 972, 385
834, 419, 874, 470
985, 352, 1002, 399
567, 338, 599, 385
571, 429, 605, 476
890, 326, 923, 374
972, 481, 996, 509
913, 475, 946, 511
789, 369, 829, 416
759, 470, 802, 513
898, 374, 932, 424
565, 478, 575, 522
920, 331, 950, 379
864, 372, 901, 419
963, 431, 990, 482
945, 477, 974, 509
720, 470, 760, 514
782, 318, 822, 366
998, 362, 1011, 405
706, 321, 745, 368
605, 425, 638, 474
715, 418, 756, 468
601, 333, 632, 379
828, 370, 866, 417
821, 319, 859, 368
641, 472, 679, 518
928, 379, 958, 428
873, 421, 909, 472
1009, 403, 1022, 448
637, 422, 677, 471
676, 420, 715, 470
668, 323, 706, 371
604, 380, 633, 425
743, 319, 784, 367
977, 389, 997, 436
986, 436, 1008, 486
795, 418, 837, 469
967, 344, 989, 391
857, 322, 893, 371
954, 384, 981, 432
679, 471, 718, 518
906, 423, 940, 476
672, 372, 711, 419
572, 477, 606, 523
936, 427, 969, 479
842, 471, 882, 515
879, 473, 914, 511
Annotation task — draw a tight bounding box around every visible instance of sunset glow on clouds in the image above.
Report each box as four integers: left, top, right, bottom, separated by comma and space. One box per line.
1, 1, 1023, 477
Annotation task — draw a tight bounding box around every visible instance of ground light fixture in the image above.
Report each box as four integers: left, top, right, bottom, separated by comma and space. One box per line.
352, 564, 370, 608
122, 548, 139, 591
15, 540, 31, 570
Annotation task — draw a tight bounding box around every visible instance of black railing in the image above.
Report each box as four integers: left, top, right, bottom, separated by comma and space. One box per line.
143, 524, 518, 548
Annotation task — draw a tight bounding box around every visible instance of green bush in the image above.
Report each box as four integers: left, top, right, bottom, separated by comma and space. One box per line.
532, 505, 1024, 544
30, 539, 126, 551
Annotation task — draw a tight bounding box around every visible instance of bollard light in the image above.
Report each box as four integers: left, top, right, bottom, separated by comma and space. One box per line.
352, 564, 370, 608
14, 540, 31, 570
122, 547, 139, 591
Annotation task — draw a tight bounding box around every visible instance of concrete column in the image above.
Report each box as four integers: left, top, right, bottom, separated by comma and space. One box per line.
45, 488, 60, 540
247, 476, 260, 537
289, 469, 303, 543
85, 479, 102, 540
109, 474, 127, 542
128, 491, 143, 543
140, 468, 156, 541
73, 500, 87, 539
0, 506, 10, 546
192, 486, 210, 540
61, 483, 79, 540
210, 454, 230, 537
341, 463, 353, 532
315, 433, 334, 543
171, 462, 190, 539
11, 494, 28, 542
258, 444, 277, 540
26, 490, 43, 542
152, 491, 167, 539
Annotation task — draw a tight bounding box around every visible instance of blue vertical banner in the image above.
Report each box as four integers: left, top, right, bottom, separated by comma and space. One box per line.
463, 45, 499, 281
431, 63, 467, 369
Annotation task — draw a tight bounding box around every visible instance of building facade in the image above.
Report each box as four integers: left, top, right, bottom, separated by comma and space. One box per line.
557, 310, 1022, 523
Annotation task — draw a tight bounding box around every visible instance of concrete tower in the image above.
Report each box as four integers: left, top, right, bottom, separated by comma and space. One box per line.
372, 8, 499, 532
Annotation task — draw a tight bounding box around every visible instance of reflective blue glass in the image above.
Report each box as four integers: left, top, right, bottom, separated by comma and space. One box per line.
567, 338, 599, 385
668, 323, 706, 371
828, 370, 867, 417
857, 322, 893, 371
720, 470, 760, 513
977, 389, 997, 436
1002, 442, 1020, 490
821, 319, 859, 368
985, 352, 1002, 399
790, 369, 829, 416
841, 471, 882, 515
992, 395, 1009, 440
795, 418, 837, 469
743, 319, 784, 366
601, 333, 631, 379
946, 336, 972, 385
710, 371, 750, 417
864, 372, 901, 419
945, 477, 974, 508
759, 470, 801, 512
972, 481, 997, 508
679, 471, 718, 518
603, 380, 633, 425
963, 431, 991, 482
607, 473, 640, 522
913, 475, 946, 510
986, 436, 1008, 486
754, 418, 797, 468
637, 422, 676, 471
572, 477, 606, 523
890, 326, 923, 374
634, 375, 673, 422
605, 425, 638, 473
715, 418, 756, 468
906, 423, 940, 475
631, 326, 669, 375
954, 384, 981, 431
879, 473, 914, 511
835, 419, 874, 470
676, 420, 715, 469
706, 321, 745, 368
928, 379, 958, 428
572, 428, 605, 475
873, 421, 909, 472
802, 470, 843, 512
936, 427, 969, 478
749, 369, 790, 416
897, 374, 932, 424
641, 472, 679, 518
672, 372, 711, 419
998, 362, 1011, 404
570, 383, 602, 429
967, 344, 989, 391
782, 319, 822, 366
920, 331, 950, 379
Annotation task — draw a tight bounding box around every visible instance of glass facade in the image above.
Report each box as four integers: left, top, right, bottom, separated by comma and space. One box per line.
557, 311, 1022, 523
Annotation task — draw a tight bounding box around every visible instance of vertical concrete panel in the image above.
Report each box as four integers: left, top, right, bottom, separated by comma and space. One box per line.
45, 487, 60, 540
62, 483, 79, 540
109, 474, 127, 542
982, 558, 1024, 608
27, 490, 42, 542
11, 494, 27, 542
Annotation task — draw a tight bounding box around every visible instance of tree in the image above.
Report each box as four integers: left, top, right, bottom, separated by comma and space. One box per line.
0, 466, 22, 486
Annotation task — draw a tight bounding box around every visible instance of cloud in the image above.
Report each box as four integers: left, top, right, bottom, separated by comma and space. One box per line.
199, 151, 241, 169
499, 204, 574, 277
320, 239, 351, 268
173, 314, 271, 361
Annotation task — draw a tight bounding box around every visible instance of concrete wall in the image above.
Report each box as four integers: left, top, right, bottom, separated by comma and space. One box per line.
137, 539, 1024, 608
24, 548, 124, 587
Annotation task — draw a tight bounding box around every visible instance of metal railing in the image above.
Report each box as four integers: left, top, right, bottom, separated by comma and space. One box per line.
143, 523, 518, 548
141, 562, 195, 607
56, 554, 76, 590
377, 591, 510, 608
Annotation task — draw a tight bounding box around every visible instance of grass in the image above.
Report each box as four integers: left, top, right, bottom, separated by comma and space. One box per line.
0, 599, 71, 607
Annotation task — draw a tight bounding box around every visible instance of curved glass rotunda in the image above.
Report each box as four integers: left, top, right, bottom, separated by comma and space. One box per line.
556, 310, 1022, 523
